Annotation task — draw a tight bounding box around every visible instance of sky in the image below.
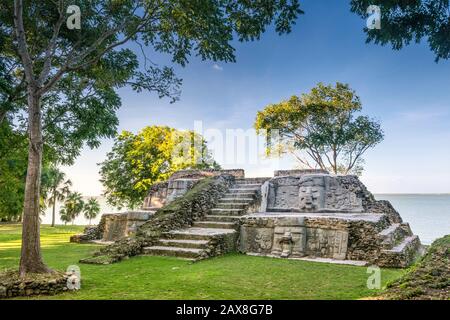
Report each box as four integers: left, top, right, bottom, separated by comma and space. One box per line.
62, 1, 450, 196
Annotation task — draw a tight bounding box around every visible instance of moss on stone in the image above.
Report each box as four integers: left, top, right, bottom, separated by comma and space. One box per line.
0, 269, 68, 299
79, 175, 233, 265
381, 234, 449, 300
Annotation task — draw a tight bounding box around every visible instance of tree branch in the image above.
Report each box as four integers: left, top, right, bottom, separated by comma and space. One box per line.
38, 0, 65, 86
13, 0, 34, 85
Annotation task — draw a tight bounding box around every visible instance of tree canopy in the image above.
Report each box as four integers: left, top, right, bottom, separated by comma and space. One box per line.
255, 82, 384, 175
1, 0, 302, 274
351, 0, 450, 61
100, 125, 220, 209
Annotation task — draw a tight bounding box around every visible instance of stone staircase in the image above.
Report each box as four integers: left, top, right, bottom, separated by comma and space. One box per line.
376, 222, 423, 267
142, 178, 267, 260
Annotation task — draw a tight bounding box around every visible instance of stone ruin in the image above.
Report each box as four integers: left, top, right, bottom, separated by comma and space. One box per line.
73, 169, 425, 268
239, 170, 424, 267
70, 169, 244, 243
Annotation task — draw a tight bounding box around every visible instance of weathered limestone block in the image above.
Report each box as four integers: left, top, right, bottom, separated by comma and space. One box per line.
126, 211, 152, 236
259, 181, 270, 212
167, 178, 198, 202
240, 216, 307, 258
305, 228, 348, 260
271, 217, 306, 258
274, 169, 329, 176
142, 181, 168, 209
102, 213, 128, 241
265, 174, 363, 213
169, 169, 244, 180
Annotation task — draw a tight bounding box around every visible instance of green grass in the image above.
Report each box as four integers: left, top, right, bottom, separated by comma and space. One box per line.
0, 223, 405, 300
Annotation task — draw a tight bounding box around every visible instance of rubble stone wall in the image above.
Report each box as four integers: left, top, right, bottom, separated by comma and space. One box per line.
0, 271, 68, 299
80, 175, 234, 264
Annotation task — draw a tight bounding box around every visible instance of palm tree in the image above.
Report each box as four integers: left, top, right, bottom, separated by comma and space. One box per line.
42, 166, 72, 227
59, 208, 72, 225
60, 192, 84, 225
83, 198, 101, 225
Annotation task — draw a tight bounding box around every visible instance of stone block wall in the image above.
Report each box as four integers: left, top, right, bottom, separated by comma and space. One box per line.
239, 213, 393, 263
168, 169, 244, 180
274, 169, 329, 176
70, 214, 107, 243
262, 174, 364, 213
142, 181, 168, 209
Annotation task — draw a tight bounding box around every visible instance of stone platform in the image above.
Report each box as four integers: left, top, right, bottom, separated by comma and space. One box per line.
240, 211, 422, 267
77, 169, 424, 268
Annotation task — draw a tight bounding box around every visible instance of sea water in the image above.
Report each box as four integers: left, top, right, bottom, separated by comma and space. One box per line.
375, 194, 450, 245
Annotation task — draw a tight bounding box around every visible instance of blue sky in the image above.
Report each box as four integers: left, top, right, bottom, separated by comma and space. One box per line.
63, 1, 450, 196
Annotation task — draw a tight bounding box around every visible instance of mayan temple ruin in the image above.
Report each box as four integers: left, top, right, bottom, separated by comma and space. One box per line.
73, 169, 425, 268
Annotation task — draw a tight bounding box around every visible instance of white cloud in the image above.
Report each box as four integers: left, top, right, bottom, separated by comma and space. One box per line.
212, 64, 223, 71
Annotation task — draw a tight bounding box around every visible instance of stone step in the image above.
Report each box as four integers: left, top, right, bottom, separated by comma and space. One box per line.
230, 184, 261, 190
193, 221, 237, 229
378, 223, 406, 248
143, 246, 203, 259
218, 198, 254, 204
163, 227, 236, 240
378, 235, 422, 268
157, 239, 209, 249
205, 215, 242, 222
228, 188, 259, 194
234, 178, 269, 185
223, 192, 256, 198
383, 235, 420, 254
210, 208, 246, 216
216, 203, 248, 209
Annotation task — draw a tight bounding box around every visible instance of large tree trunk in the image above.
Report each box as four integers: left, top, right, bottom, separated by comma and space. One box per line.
19, 89, 51, 276
51, 189, 56, 227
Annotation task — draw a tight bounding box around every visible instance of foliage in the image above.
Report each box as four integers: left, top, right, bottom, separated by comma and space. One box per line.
40, 166, 72, 225
100, 126, 220, 209
59, 192, 84, 225
41, 167, 72, 206
0, 0, 303, 159
0, 122, 27, 221
0, 224, 404, 300
254, 82, 384, 175
351, 0, 450, 62
1, 0, 302, 273
83, 198, 101, 225
0, 122, 65, 221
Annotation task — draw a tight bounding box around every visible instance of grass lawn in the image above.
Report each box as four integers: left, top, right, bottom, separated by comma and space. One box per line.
0, 223, 404, 300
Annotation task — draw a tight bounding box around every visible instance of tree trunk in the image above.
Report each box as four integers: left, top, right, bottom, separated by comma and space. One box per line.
51, 188, 56, 227
19, 89, 51, 276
